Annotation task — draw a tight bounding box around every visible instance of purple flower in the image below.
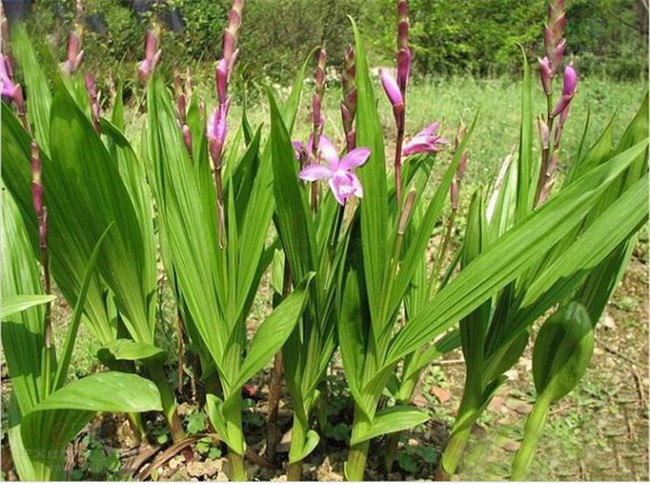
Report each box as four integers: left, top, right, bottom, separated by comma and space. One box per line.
380, 69, 403, 108
1, 54, 17, 99
298, 135, 370, 206
402, 122, 447, 157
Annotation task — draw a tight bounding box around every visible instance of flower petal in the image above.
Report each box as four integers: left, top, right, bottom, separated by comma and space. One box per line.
299, 164, 332, 182
338, 147, 371, 170
318, 135, 339, 165
328, 177, 346, 205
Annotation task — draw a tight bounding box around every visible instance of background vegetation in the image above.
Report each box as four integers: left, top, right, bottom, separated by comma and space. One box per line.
6, 0, 648, 88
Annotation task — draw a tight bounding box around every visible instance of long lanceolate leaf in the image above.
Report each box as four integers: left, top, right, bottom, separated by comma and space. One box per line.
1, 190, 49, 416
49, 88, 155, 342
387, 139, 648, 366
1, 106, 114, 343
351, 19, 389, 339
20, 372, 162, 480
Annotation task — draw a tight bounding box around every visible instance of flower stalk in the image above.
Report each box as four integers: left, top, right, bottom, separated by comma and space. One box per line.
31, 140, 53, 396
309, 46, 327, 212
84, 74, 101, 132
340, 45, 357, 152
534, 0, 577, 207
208, 0, 244, 249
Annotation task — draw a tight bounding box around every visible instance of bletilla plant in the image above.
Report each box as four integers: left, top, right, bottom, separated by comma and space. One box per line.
143, 0, 315, 479
0, 0, 647, 482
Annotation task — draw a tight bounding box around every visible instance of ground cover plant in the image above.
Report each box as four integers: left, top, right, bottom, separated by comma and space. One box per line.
1, 0, 648, 481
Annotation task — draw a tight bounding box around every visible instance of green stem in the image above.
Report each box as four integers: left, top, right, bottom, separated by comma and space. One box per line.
346, 406, 372, 481
287, 411, 308, 481
287, 461, 303, 481
510, 393, 551, 481
346, 440, 370, 481
437, 397, 479, 479
227, 451, 247, 481
147, 360, 185, 443
383, 431, 400, 472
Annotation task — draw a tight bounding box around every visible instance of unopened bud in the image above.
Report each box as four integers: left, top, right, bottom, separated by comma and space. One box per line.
182, 124, 193, 156
538, 116, 550, 150
450, 178, 459, 211
397, 48, 411, 96
538, 57, 552, 95
398, 187, 417, 234
216, 58, 228, 105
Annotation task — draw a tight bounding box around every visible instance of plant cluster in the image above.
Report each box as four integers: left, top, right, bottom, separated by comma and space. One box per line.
1, 0, 647, 481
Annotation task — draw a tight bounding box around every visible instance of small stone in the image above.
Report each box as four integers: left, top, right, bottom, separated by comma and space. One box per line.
407, 438, 419, 447
204, 458, 221, 476
603, 313, 616, 330
411, 395, 428, 408
187, 461, 209, 478
216, 471, 229, 481
431, 386, 451, 403
488, 396, 505, 413
513, 402, 533, 415
502, 440, 521, 452
505, 369, 519, 380
169, 456, 183, 470
276, 429, 292, 453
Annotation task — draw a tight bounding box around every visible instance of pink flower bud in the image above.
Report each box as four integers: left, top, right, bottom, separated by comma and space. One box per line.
552, 39, 566, 75
562, 63, 577, 96
216, 58, 228, 104
544, 24, 554, 60
450, 178, 459, 211
207, 104, 228, 166
538, 116, 550, 150
222, 30, 235, 63
538, 57, 552, 95
551, 64, 577, 118
182, 124, 193, 156
63, 31, 84, 74
397, 48, 411, 95
380, 69, 403, 108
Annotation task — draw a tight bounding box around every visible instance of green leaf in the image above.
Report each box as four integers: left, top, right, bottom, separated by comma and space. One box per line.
21, 372, 161, 480
290, 430, 321, 463
0, 295, 56, 319
12, 27, 52, 152
269, 88, 317, 283
387, 140, 647, 364
351, 18, 389, 331
349, 406, 429, 445
53, 222, 115, 391
49, 87, 153, 343
232, 273, 314, 391
97, 339, 165, 363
